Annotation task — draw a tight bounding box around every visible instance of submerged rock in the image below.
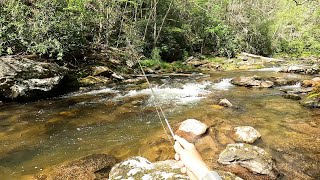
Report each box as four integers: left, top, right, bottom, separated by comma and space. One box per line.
218, 143, 273, 175
233, 126, 261, 143
0, 57, 69, 101
282, 93, 302, 100
219, 99, 233, 107
109, 156, 188, 180
175, 119, 208, 143
36, 154, 117, 180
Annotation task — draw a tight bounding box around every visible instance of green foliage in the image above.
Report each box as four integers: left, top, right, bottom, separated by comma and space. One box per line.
0, 0, 319, 62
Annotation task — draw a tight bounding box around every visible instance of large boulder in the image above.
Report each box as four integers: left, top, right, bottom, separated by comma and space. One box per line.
218, 143, 273, 176
108, 156, 188, 180
36, 154, 117, 180
0, 57, 69, 101
175, 119, 208, 143
233, 126, 261, 143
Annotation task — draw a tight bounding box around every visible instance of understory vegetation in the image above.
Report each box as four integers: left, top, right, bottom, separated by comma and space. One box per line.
0, 0, 319, 63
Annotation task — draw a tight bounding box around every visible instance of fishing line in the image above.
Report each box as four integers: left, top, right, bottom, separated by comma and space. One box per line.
136, 60, 175, 144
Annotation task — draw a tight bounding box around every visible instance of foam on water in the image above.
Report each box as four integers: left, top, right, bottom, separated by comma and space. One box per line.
280, 82, 301, 89
116, 82, 212, 105
212, 78, 234, 90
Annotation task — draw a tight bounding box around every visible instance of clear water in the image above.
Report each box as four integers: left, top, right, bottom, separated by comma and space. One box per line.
0, 70, 319, 179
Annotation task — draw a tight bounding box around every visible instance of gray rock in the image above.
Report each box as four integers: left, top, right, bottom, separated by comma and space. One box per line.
109, 156, 188, 180
233, 126, 261, 143
36, 154, 117, 180
175, 119, 208, 143
280, 65, 319, 75
219, 99, 233, 107
0, 57, 68, 101
218, 143, 273, 175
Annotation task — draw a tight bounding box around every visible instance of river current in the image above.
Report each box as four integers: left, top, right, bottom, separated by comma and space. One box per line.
0, 68, 319, 179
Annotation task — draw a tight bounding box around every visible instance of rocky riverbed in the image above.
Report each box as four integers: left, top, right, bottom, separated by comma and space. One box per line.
0, 53, 319, 179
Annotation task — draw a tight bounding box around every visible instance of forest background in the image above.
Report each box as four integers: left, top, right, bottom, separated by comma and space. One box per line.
0, 0, 319, 63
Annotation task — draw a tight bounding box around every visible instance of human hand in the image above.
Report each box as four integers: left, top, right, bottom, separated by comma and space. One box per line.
174, 135, 211, 180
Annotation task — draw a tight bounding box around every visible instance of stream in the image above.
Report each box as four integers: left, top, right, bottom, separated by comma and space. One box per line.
0, 67, 319, 179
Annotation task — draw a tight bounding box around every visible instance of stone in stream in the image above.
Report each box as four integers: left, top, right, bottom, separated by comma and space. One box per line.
219, 99, 233, 107
218, 143, 273, 176
302, 77, 320, 87
231, 76, 274, 88
108, 156, 188, 180
300, 96, 320, 108
282, 93, 302, 100
175, 119, 208, 143
280, 65, 319, 75
36, 154, 117, 180
233, 126, 261, 143
0, 57, 69, 101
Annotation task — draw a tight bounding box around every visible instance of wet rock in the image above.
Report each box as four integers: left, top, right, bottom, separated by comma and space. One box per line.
233, 126, 261, 143
260, 81, 274, 88
0, 57, 68, 101
281, 87, 313, 94
122, 77, 145, 84
300, 96, 320, 108
302, 77, 320, 87
217, 170, 243, 180
92, 66, 113, 77
218, 143, 273, 175
282, 93, 302, 100
219, 99, 233, 107
175, 119, 208, 143
231, 76, 274, 88
280, 65, 319, 75
79, 76, 111, 86
108, 156, 188, 180
268, 77, 297, 86
111, 73, 124, 81
36, 154, 117, 180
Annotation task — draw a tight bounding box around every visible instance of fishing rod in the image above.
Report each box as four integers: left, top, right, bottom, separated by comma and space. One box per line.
136, 59, 175, 144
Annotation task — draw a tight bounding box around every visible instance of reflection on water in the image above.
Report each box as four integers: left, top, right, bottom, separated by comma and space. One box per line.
0, 70, 319, 179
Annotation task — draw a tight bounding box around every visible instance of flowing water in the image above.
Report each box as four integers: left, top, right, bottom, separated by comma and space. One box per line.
0, 69, 319, 179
